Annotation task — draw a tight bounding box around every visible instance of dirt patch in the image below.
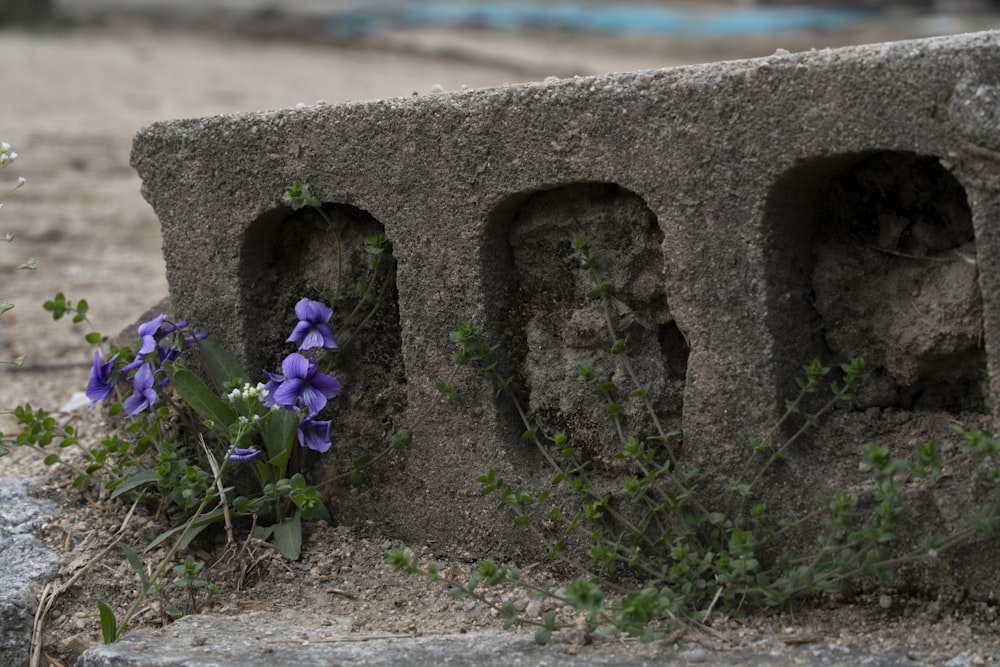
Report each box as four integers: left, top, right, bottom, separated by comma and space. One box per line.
812, 152, 985, 411
500, 183, 685, 466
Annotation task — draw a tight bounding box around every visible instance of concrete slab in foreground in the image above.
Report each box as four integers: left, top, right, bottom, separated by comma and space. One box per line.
75, 609, 929, 667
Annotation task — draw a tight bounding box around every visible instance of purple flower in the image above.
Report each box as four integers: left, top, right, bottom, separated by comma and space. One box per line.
156, 345, 181, 387
286, 298, 338, 351
227, 446, 261, 463
297, 417, 332, 453
86, 351, 119, 406
271, 353, 340, 416
160, 320, 188, 335
261, 369, 285, 408
123, 362, 158, 415
121, 356, 145, 374
136, 313, 167, 355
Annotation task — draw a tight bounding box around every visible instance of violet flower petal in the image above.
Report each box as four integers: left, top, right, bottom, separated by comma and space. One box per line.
297, 417, 332, 453
136, 313, 167, 355
86, 351, 119, 406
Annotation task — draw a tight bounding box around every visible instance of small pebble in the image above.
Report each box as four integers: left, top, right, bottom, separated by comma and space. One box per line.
879, 594, 893, 609
679, 647, 708, 663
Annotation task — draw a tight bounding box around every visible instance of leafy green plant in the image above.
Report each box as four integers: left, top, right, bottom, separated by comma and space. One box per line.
391, 233, 1000, 644
164, 555, 217, 619
3, 180, 433, 641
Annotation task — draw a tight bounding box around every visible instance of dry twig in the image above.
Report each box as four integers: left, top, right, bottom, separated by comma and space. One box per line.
30, 498, 139, 667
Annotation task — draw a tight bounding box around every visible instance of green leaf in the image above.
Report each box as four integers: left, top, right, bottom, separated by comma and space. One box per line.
265, 408, 298, 461
43, 292, 67, 319
390, 428, 412, 450
163, 362, 236, 430
145, 507, 227, 552
501, 601, 518, 629
119, 543, 149, 587
273, 512, 303, 560
195, 337, 250, 390
97, 600, 118, 644
110, 468, 159, 499
434, 378, 458, 401
282, 181, 322, 210
586, 282, 614, 299
629, 385, 649, 398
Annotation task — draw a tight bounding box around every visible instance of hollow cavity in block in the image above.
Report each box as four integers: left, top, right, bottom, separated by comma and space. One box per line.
766, 151, 985, 412
492, 183, 686, 466
239, 202, 406, 480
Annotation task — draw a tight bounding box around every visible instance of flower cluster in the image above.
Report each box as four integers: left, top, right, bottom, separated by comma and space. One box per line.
221, 383, 269, 463
86, 313, 204, 414
225, 381, 269, 407
0, 141, 25, 209
261, 298, 341, 453
0, 142, 17, 167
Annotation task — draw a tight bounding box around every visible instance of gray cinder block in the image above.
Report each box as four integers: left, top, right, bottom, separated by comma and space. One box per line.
131, 30, 1000, 594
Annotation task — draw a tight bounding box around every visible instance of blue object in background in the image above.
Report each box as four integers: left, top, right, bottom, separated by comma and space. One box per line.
325, 2, 869, 37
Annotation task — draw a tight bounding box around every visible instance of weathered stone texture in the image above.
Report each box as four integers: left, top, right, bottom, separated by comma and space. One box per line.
132, 30, 1000, 593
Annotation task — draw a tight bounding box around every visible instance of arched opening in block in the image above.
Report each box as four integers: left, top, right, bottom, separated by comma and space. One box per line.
483, 183, 687, 473
239, 202, 406, 480
765, 150, 984, 412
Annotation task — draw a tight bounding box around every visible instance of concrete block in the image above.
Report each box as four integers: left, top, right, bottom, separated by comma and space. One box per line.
131, 30, 1000, 593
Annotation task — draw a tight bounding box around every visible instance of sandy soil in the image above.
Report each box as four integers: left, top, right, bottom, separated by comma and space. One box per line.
4, 14, 1000, 666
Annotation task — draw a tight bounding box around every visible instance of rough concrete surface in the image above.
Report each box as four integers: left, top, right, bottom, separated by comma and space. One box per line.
75, 610, 931, 667
131, 27, 1000, 592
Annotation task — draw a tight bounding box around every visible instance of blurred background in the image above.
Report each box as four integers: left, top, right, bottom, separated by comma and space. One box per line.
4, 1, 1000, 82
0, 0, 998, 414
